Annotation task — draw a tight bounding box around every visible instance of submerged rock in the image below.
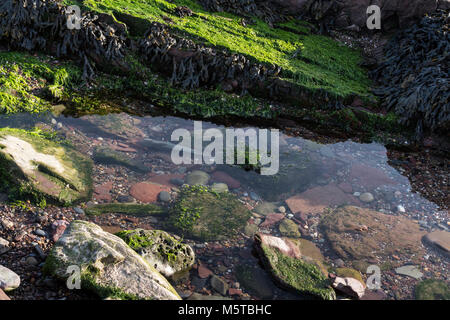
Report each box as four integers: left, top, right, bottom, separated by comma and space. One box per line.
286, 183, 358, 215
395, 265, 423, 280
210, 183, 229, 193
168, 185, 251, 241
235, 264, 274, 299
254, 233, 336, 300
43, 220, 180, 300
85, 203, 164, 216
320, 206, 425, 266
93, 146, 149, 173
0, 128, 92, 205
129, 182, 171, 203
116, 229, 195, 279
253, 202, 278, 216
278, 219, 301, 238
185, 170, 210, 186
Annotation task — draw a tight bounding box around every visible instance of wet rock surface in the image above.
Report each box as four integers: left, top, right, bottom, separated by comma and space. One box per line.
321, 206, 426, 267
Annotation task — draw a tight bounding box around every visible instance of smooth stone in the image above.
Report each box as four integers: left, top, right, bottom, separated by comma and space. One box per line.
25, 256, 39, 266
278, 206, 286, 213
73, 207, 85, 214
211, 183, 229, 193
0, 265, 20, 291
396, 205, 406, 213
185, 170, 210, 185
423, 230, 450, 253
249, 192, 260, 201
170, 178, 184, 186
395, 265, 423, 279
254, 202, 277, 216
35, 229, 46, 237
158, 191, 171, 202
0, 237, 10, 255
359, 192, 374, 203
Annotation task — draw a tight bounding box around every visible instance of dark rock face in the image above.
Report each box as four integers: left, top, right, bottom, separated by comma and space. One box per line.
200, 0, 444, 32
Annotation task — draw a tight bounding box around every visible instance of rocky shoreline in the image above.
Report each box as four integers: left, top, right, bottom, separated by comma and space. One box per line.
0, 0, 448, 143
0, 0, 449, 301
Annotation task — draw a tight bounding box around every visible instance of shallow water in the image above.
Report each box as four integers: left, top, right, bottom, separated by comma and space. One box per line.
0, 111, 448, 299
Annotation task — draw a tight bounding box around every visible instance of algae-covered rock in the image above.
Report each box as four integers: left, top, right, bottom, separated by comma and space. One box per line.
43, 220, 180, 300
116, 228, 195, 278
168, 185, 251, 241
85, 203, 164, 216
185, 170, 210, 185
210, 183, 228, 193
254, 233, 335, 300
93, 146, 149, 173
279, 219, 301, 238
0, 128, 92, 205
253, 201, 278, 216
335, 268, 364, 285
320, 206, 425, 267
415, 279, 450, 300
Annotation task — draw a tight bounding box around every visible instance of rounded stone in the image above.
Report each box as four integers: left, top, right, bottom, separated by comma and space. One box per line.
211, 183, 229, 193
359, 192, 374, 203
0, 265, 20, 291
185, 170, 210, 185
158, 191, 171, 202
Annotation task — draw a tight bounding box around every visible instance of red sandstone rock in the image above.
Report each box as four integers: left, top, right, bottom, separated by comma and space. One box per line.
260, 213, 285, 228
129, 182, 171, 203
211, 171, 241, 189
285, 184, 358, 215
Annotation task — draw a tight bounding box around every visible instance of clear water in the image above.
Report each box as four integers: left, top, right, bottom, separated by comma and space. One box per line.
0, 111, 447, 299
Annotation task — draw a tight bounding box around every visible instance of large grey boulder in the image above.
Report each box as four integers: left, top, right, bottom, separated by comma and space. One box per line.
43, 220, 181, 300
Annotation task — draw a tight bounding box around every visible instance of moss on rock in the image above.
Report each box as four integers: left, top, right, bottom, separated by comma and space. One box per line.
168, 185, 251, 241
116, 228, 195, 278
254, 233, 335, 300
